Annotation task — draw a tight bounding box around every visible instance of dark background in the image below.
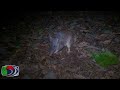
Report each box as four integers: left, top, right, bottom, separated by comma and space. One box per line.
1, 0, 120, 31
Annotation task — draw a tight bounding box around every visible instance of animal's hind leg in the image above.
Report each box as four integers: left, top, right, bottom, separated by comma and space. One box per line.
66, 43, 71, 54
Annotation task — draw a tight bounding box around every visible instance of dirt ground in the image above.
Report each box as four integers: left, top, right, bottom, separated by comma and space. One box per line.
0, 11, 120, 79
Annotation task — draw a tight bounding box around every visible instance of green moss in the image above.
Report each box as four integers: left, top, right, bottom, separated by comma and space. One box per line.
92, 51, 119, 68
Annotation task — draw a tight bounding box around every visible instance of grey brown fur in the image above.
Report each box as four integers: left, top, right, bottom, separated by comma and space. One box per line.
49, 30, 76, 56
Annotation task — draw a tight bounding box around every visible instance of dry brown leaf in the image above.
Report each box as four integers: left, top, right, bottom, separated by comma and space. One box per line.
78, 42, 89, 48
95, 34, 107, 40
102, 40, 111, 45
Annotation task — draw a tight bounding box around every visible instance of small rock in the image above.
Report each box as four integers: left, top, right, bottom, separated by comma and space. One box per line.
44, 71, 57, 79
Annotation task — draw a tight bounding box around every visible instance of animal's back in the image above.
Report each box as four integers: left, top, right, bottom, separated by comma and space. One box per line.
56, 31, 73, 44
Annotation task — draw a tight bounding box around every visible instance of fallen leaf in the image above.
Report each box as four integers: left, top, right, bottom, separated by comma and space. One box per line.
102, 40, 111, 45
78, 42, 89, 48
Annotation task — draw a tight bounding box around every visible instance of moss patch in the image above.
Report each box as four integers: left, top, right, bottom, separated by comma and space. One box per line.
92, 51, 119, 68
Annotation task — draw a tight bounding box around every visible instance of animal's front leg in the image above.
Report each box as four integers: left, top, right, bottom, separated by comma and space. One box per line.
54, 50, 58, 54
54, 45, 59, 54
67, 45, 71, 54
68, 48, 71, 53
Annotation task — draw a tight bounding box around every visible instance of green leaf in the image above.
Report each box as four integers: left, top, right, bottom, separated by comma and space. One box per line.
92, 51, 119, 68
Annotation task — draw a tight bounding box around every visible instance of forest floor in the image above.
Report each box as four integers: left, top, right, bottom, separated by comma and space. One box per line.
0, 11, 120, 79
